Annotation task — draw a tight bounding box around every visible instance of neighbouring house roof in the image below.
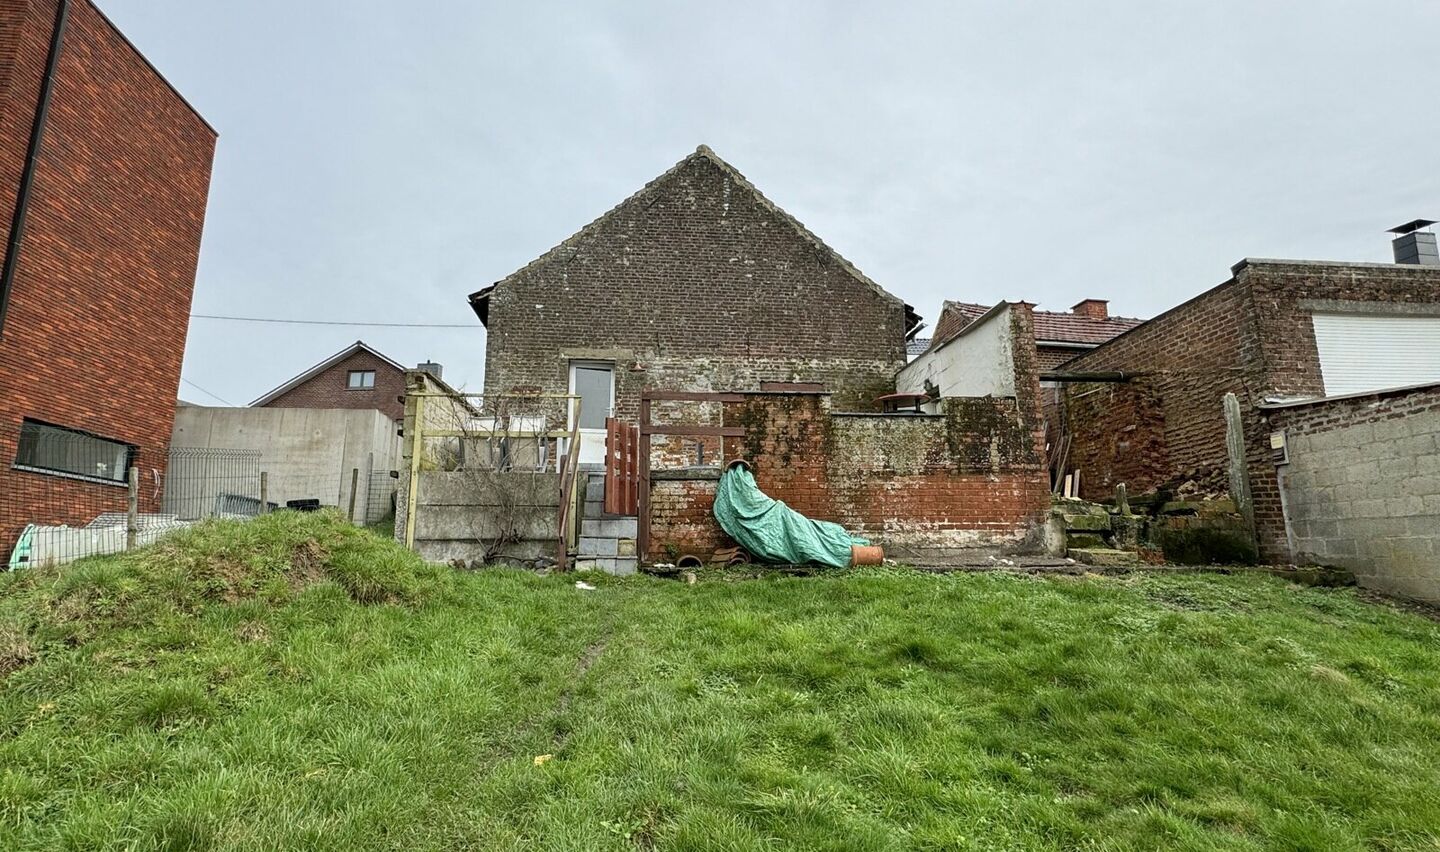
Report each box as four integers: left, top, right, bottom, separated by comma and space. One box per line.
906, 338, 931, 359
467, 145, 923, 335
248, 341, 406, 407
928, 301, 1143, 352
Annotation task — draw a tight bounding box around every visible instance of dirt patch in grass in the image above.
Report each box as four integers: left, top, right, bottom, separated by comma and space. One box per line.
287, 539, 330, 589
1355, 588, 1440, 623
0, 623, 35, 677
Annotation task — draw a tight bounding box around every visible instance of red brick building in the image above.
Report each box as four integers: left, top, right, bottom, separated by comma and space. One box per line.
927, 298, 1142, 372
0, 0, 216, 543
1059, 256, 1440, 560
249, 341, 410, 422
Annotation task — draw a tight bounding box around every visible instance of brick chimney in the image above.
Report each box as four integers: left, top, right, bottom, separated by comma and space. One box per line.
1071, 299, 1109, 320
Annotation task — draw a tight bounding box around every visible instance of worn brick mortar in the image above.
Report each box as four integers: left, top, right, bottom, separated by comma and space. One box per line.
647, 309, 1049, 558
1265, 384, 1440, 603
1062, 260, 1440, 563
481, 152, 907, 415
0, 0, 216, 542
260, 351, 407, 421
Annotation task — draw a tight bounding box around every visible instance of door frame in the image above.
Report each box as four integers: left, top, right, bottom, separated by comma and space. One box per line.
567, 360, 615, 464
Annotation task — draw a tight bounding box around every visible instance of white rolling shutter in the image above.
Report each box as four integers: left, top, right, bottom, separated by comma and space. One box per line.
1311, 312, 1440, 396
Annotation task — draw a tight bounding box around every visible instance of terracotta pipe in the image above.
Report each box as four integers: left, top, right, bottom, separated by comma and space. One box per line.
850, 545, 884, 566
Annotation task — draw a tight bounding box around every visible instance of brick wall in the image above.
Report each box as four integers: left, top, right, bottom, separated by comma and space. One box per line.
1264, 384, 1440, 604
648, 477, 725, 559
1238, 262, 1440, 558
0, 0, 215, 542
260, 350, 406, 421
1062, 281, 1249, 501
1036, 345, 1085, 372
1062, 259, 1440, 562
481, 148, 909, 416
646, 306, 1050, 559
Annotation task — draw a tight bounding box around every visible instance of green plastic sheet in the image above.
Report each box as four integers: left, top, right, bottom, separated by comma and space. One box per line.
712, 465, 867, 568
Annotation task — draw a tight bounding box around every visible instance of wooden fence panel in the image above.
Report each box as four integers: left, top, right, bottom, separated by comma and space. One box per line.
604, 418, 639, 516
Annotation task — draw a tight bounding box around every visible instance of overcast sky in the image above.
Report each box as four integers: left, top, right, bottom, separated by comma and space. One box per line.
101, 1, 1440, 406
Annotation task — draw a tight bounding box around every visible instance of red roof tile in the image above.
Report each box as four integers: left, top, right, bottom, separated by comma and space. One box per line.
927, 301, 1143, 352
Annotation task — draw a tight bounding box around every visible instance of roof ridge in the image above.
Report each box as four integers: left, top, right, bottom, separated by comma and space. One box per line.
248, 341, 405, 406
472, 145, 908, 318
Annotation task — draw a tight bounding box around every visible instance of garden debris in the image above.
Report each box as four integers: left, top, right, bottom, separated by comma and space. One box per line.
575, 581, 597, 591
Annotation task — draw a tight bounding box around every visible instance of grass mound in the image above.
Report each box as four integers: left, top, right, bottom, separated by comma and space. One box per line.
0, 509, 447, 671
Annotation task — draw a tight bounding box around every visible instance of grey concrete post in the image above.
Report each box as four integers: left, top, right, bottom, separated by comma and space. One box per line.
1223, 392, 1255, 533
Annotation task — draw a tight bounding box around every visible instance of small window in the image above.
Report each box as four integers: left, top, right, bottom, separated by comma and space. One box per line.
347, 370, 375, 389
14, 420, 134, 484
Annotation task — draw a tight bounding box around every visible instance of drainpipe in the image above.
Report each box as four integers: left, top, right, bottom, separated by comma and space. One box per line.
0, 0, 71, 339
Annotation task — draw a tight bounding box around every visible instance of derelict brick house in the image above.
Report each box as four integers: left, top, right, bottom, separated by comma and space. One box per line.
0, 1, 216, 540
928, 299, 1143, 372
250, 341, 411, 422
469, 145, 922, 464
1058, 243, 1440, 598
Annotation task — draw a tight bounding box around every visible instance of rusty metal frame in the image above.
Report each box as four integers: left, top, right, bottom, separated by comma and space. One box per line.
636, 390, 746, 561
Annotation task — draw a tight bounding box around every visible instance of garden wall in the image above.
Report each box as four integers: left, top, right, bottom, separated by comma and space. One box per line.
1264, 383, 1440, 604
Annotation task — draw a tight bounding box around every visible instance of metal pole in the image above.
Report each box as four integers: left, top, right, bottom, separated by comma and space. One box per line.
259, 472, 269, 515
126, 466, 139, 550
347, 467, 359, 523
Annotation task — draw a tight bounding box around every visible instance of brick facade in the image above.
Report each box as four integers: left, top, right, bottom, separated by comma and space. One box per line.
256, 346, 407, 421
475, 146, 914, 415
0, 0, 216, 543
1062, 281, 1247, 501
647, 306, 1050, 559
1062, 259, 1440, 561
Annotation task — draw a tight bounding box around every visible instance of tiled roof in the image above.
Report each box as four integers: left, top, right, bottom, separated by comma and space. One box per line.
928, 301, 1143, 351
906, 337, 931, 359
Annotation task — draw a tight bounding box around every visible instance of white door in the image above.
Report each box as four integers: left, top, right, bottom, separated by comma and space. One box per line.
1312, 313, 1440, 396
568, 362, 614, 465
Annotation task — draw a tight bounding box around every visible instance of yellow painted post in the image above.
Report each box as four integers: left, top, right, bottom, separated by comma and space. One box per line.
404, 392, 425, 549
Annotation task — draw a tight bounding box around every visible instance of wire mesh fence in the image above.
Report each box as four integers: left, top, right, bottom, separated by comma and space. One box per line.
161, 447, 263, 520
2, 421, 402, 569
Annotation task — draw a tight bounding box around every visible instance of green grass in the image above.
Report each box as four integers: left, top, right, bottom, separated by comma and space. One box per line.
2, 515, 1439, 850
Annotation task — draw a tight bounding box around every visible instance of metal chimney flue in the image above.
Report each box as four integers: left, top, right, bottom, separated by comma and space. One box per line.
1389, 219, 1439, 266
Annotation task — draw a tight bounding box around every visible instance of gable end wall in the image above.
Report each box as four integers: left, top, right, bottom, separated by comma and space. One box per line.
482, 154, 907, 414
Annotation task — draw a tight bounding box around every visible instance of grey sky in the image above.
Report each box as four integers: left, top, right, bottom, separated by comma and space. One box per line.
101, 1, 1439, 405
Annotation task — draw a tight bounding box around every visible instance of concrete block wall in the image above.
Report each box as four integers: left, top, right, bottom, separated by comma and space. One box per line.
1269, 384, 1440, 603
409, 470, 561, 564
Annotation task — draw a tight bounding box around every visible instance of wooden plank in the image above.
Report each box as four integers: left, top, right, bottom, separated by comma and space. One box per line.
640, 425, 745, 437
421, 429, 573, 439
759, 381, 826, 392
640, 391, 745, 402
603, 418, 619, 515
638, 398, 651, 560
626, 421, 638, 515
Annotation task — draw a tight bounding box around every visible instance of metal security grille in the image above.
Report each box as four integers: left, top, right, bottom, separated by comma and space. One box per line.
1312, 313, 1440, 397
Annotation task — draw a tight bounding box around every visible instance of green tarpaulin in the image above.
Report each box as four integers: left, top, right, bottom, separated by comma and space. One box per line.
712, 465, 867, 568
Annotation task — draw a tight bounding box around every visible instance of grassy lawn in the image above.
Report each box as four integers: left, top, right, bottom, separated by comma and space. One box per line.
2, 514, 1439, 850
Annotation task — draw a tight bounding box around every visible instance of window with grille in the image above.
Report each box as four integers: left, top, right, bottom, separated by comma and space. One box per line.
13, 420, 134, 484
